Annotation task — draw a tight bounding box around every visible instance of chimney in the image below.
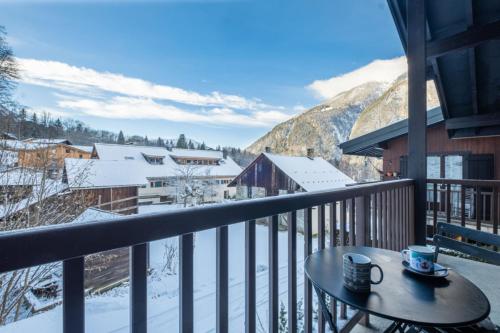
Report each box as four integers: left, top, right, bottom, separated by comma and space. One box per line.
306, 148, 314, 159
265, 146, 271, 153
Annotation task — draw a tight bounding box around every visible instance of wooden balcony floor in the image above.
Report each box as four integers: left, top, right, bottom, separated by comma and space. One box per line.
351, 254, 500, 332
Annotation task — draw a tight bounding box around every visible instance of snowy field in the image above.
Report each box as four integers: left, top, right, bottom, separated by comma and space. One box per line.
0, 204, 324, 333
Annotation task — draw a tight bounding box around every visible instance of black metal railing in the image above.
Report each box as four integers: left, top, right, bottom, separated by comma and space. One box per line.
0, 179, 414, 333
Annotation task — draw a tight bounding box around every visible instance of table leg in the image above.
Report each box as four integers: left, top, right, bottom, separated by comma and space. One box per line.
383, 321, 403, 333
313, 285, 338, 333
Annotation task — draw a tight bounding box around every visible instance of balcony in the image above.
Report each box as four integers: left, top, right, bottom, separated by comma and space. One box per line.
0, 178, 498, 332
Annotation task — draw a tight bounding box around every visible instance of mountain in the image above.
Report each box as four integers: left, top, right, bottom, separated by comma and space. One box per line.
340, 74, 440, 181
247, 74, 440, 182
246, 81, 389, 164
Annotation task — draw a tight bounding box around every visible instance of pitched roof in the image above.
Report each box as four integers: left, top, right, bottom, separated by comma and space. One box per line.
92, 143, 242, 178
339, 107, 444, 157
27, 138, 73, 145
64, 158, 148, 188
169, 148, 223, 159
263, 153, 354, 191
72, 145, 94, 153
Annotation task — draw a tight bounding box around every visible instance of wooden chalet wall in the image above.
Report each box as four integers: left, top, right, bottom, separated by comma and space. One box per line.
18, 145, 92, 169
383, 123, 500, 179
234, 154, 301, 196
79, 186, 139, 215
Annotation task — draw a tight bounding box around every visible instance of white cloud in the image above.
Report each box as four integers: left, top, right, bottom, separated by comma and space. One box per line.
307, 56, 407, 100
17, 58, 292, 128
56, 95, 290, 127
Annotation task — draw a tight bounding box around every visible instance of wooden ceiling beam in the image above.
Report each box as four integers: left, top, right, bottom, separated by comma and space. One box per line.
445, 112, 500, 130
426, 20, 500, 59
466, 0, 479, 115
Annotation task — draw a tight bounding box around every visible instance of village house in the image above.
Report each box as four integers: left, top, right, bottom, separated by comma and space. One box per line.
63, 158, 145, 215
0, 138, 92, 176
339, 107, 498, 181
228, 148, 354, 198
228, 149, 354, 234
91, 143, 242, 204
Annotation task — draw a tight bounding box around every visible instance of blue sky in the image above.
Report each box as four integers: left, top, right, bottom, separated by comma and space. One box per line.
0, 0, 404, 148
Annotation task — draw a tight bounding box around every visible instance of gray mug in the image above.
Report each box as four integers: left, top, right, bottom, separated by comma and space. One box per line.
343, 253, 383, 293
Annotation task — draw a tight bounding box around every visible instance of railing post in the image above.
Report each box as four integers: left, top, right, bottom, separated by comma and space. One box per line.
245, 220, 256, 333
269, 215, 279, 333
216, 226, 228, 333
287, 211, 297, 333
63, 257, 84, 333
328, 202, 337, 327
407, 0, 427, 245
304, 207, 313, 333
180, 234, 194, 333
318, 205, 326, 333
130, 243, 148, 333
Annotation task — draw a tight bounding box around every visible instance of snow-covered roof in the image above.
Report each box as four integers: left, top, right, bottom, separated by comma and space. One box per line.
169, 148, 223, 159
263, 153, 354, 191
64, 158, 148, 188
0, 179, 68, 219
72, 145, 94, 153
92, 144, 242, 178
93, 143, 170, 161
0, 168, 46, 186
0, 139, 52, 151
71, 207, 122, 224
27, 138, 72, 145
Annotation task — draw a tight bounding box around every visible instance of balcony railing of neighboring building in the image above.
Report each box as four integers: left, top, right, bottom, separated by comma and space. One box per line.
426, 179, 500, 238
0, 179, 414, 333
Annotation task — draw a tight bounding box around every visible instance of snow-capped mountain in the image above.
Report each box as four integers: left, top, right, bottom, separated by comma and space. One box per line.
246, 81, 389, 164
247, 73, 440, 182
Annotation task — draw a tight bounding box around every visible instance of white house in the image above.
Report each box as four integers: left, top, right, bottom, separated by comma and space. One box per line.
90, 144, 242, 204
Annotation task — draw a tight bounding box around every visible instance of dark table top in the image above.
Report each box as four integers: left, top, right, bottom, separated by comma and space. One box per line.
304, 246, 491, 328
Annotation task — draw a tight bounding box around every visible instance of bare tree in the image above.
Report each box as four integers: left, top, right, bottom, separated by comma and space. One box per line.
0, 142, 93, 324
161, 238, 178, 276
174, 164, 204, 207
0, 26, 19, 108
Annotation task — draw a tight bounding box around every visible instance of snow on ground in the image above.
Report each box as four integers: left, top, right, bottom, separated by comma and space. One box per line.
0, 204, 323, 333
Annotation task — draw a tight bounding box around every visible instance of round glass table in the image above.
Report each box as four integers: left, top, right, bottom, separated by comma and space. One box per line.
304, 246, 490, 332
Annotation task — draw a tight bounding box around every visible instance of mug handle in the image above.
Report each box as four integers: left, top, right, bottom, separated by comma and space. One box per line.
370, 264, 384, 285
401, 249, 409, 262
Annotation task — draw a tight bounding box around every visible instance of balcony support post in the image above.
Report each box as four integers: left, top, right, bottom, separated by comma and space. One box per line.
407, 0, 427, 245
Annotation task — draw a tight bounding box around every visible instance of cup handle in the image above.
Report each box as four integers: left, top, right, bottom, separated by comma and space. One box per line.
401, 249, 409, 262
370, 264, 384, 285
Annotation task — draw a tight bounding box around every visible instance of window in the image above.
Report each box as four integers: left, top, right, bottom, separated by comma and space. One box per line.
65, 148, 70, 153
79, 154, 83, 158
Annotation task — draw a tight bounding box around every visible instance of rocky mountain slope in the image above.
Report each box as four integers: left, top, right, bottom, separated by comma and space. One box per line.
247, 74, 440, 181
246, 81, 389, 165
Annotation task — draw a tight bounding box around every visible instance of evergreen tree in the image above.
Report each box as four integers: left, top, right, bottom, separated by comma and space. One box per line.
188, 140, 195, 149
18, 108, 27, 138
144, 136, 149, 145
30, 112, 40, 137
200, 142, 206, 150
157, 137, 165, 147
117, 130, 125, 144
216, 145, 221, 151
53, 118, 64, 137
176, 134, 188, 149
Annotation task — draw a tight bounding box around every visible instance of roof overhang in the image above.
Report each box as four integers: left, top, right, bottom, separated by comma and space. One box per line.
387, 0, 500, 138
339, 107, 444, 157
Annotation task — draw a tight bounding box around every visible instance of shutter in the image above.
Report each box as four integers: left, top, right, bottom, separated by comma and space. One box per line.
399, 155, 408, 178
464, 154, 494, 180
